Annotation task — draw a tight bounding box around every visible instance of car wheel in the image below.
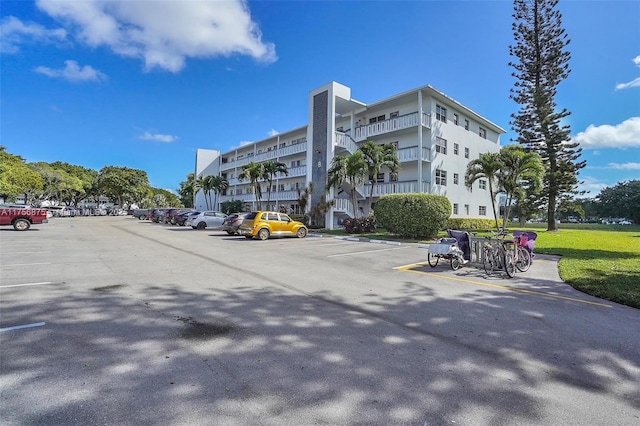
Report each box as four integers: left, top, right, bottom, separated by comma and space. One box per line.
191, 226, 197, 229
226, 231, 235, 235
245, 235, 253, 239
196, 222, 206, 230
258, 228, 270, 240
13, 218, 31, 231
296, 227, 307, 238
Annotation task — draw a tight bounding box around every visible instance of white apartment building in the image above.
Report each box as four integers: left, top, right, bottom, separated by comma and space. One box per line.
195, 81, 506, 229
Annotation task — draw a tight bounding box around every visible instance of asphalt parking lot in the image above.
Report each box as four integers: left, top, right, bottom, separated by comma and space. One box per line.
1, 216, 639, 425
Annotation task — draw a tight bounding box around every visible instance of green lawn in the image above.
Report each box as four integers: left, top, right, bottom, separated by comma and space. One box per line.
320, 224, 640, 309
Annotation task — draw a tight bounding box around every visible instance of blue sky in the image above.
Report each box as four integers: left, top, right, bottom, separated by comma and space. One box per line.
1, 0, 638, 197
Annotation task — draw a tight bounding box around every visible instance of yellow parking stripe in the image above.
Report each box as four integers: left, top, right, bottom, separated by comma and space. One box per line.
394, 262, 612, 308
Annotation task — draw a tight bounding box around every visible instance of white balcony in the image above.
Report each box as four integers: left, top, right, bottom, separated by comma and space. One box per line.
220, 141, 307, 171
277, 165, 307, 178
354, 112, 431, 142
362, 180, 430, 197
397, 146, 431, 162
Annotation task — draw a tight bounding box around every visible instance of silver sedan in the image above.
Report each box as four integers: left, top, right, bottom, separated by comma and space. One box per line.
186, 211, 227, 230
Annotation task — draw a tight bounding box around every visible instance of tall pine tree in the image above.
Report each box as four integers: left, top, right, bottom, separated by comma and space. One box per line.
509, 0, 586, 231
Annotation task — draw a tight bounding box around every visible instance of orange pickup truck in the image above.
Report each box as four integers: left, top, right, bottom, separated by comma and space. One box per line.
0, 206, 49, 231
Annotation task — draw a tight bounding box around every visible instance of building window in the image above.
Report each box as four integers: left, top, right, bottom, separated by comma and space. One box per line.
464, 147, 470, 159
436, 137, 447, 154
377, 173, 385, 182
464, 204, 469, 215
279, 184, 285, 191
390, 172, 398, 182
464, 119, 469, 130
369, 114, 386, 124
391, 141, 398, 149
436, 105, 447, 123
479, 206, 487, 216
453, 173, 459, 185
453, 113, 459, 125
453, 203, 458, 215
479, 127, 487, 139
453, 143, 459, 155
479, 179, 487, 190
435, 169, 447, 186
390, 111, 399, 118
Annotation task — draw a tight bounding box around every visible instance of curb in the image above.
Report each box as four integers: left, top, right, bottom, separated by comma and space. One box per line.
333, 235, 402, 246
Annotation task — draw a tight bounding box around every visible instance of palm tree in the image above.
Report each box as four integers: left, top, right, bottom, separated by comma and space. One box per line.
238, 161, 266, 210
210, 175, 229, 210
262, 160, 288, 208
360, 141, 400, 214
193, 175, 208, 209
497, 145, 543, 229
326, 151, 367, 218
465, 151, 502, 230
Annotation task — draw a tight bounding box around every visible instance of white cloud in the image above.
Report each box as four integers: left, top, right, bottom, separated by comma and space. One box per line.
606, 162, 640, 170
572, 117, 640, 149
576, 176, 609, 197
239, 140, 254, 146
138, 131, 178, 143
0, 16, 67, 53
615, 77, 640, 91
36, 0, 277, 73
34, 60, 108, 82
267, 129, 279, 137
614, 55, 640, 90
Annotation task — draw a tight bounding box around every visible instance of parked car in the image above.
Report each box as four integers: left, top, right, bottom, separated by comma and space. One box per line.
175, 210, 199, 226
619, 220, 632, 225
187, 211, 227, 230
221, 212, 249, 235
133, 209, 149, 220
149, 208, 169, 223
238, 211, 308, 240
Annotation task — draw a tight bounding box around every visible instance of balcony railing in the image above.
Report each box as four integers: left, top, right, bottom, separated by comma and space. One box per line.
219, 189, 300, 205
362, 180, 430, 197
335, 132, 358, 154
397, 146, 431, 162
220, 141, 307, 171
354, 112, 431, 141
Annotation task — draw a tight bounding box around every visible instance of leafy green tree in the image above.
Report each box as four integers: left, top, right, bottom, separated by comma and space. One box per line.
96, 166, 150, 207
509, 0, 586, 231
497, 145, 543, 229
262, 160, 288, 207
0, 150, 43, 202
239, 161, 267, 210
50, 162, 98, 206
326, 151, 367, 218
297, 182, 313, 215
465, 152, 502, 230
597, 180, 640, 224
220, 199, 243, 214
360, 141, 400, 213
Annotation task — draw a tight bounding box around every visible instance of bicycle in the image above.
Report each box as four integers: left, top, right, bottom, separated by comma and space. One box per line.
482, 230, 516, 278
510, 233, 532, 272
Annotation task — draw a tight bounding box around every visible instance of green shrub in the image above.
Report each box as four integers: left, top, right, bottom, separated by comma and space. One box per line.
343, 217, 377, 233
375, 193, 451, 238
446, 218, 498, 231
220, 200, 243, 214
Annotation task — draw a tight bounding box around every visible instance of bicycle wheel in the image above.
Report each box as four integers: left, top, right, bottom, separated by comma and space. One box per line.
427, 252, 440, 267
515, 246, 531, 272
482, 246, 495, 275
504, 251, 516, 278
450, 254, 461, 271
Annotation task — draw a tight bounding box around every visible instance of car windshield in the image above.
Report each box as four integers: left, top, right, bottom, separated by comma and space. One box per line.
245, 212, 258, 219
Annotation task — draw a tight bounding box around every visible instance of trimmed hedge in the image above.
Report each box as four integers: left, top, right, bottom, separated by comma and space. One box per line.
375, 193, 451, 238
446, 218, 498, 231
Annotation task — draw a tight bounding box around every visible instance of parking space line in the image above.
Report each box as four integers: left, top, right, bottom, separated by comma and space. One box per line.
394, 262, 612, 308
327, 246, 409, 258
1, 262, 52, 268
0, 281, 60, 289
0, 322, 46, 333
